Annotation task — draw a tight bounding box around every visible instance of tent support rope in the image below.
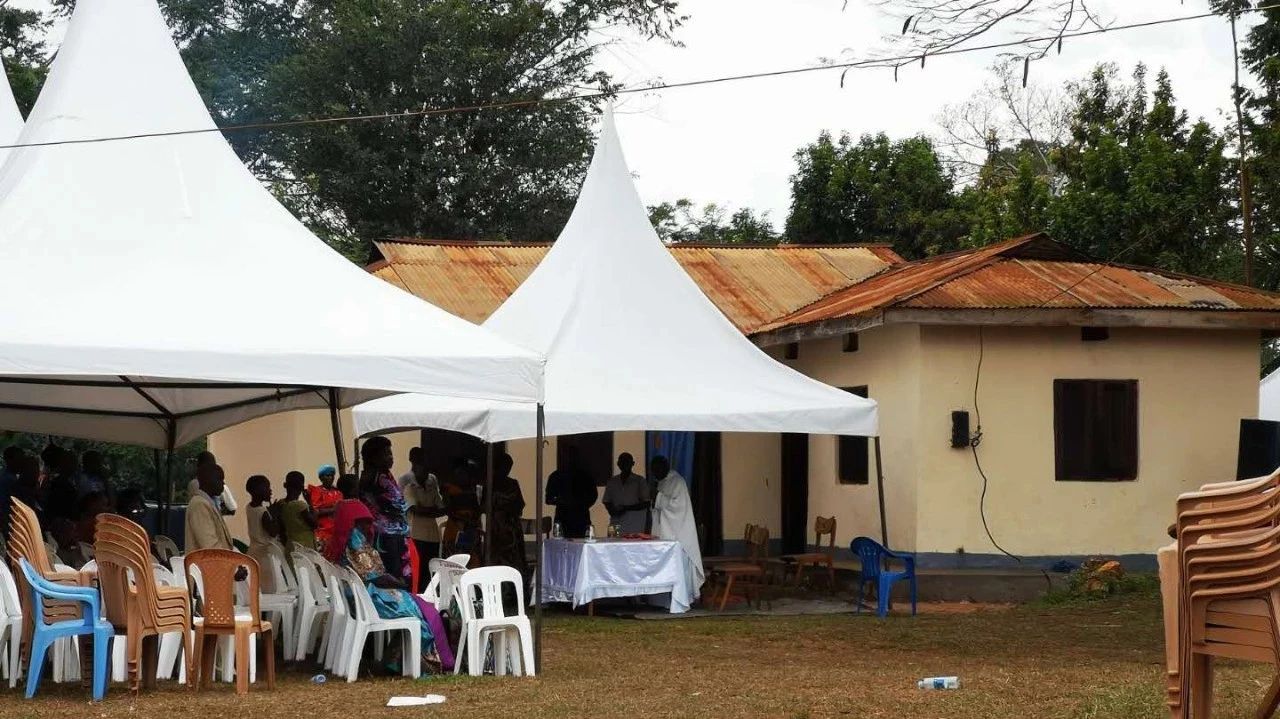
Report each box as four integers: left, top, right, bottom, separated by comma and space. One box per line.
534, 403, 545, 673
874, 436, 888, 546
327, 388, 346, 473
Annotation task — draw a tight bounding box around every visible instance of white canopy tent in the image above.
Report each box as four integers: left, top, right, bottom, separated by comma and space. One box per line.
1261, 370, 1280, 421
354, 108, 879, 662
0, 0, 543, 466
354, 107, 878, 441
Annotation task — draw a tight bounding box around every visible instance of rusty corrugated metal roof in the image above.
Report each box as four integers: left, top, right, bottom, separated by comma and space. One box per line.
760, 233, 1280, 333
369, 239, 903, 332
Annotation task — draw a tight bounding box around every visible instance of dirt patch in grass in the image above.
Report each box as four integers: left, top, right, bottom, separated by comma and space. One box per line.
0, 594, 1271, 719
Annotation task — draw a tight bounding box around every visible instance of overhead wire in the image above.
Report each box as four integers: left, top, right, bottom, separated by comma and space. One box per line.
0, 3, 1276, 150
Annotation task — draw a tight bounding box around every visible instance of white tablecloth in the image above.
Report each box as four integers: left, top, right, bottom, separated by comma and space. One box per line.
539, 538, 696, 613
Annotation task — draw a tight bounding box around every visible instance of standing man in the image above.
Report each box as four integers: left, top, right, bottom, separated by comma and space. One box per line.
650, 455, 705, 592
404, 455, 445, 577
187, 451, 238, 516
79, 450, 113, 506
398, 447, 427, 488
545, 445, 597, 538
185, 462, 235, 552
603, 452, 649, 535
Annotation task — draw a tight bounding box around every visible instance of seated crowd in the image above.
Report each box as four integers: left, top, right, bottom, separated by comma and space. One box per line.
0, 435, 536, 679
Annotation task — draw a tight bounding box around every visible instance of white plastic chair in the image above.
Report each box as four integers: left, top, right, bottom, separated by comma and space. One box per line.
455, 566, 534, 677
153, 536, 179, 564
261, 548, 298, 659
321, 562, 350, 674
419, 554, 469, 607
0, 563, 24, 687
429, 558, 469, 615
337, 567, 420, 682
290, 551, 331, 661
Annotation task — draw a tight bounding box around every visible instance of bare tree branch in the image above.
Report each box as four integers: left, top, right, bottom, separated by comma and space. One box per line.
861, 0, 1110, 75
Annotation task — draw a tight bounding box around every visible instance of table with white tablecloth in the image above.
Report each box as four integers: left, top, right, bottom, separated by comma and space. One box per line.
539, 537, 698, 613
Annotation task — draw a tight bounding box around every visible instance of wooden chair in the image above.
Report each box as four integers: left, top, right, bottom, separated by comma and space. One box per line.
185, 549, 275, 695
707, 525, 770, 611
94, 513, 194, 693
704, 524, 757, 567
778, 516, 837, 589
1163, 471, 1280, 718
7, 499, 81, 668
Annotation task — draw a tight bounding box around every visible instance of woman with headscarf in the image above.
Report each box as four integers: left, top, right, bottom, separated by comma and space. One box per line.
332, 500, 453, 673
307, 464, 343, 550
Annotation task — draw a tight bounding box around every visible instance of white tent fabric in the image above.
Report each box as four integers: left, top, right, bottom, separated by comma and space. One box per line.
354, 107, 878, 442
0, 59, 24, 167
1261, 370, 1280, 421
0, 0, 543, 449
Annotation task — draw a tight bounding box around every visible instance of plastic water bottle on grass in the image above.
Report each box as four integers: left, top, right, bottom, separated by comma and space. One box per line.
917, 676, 960, 690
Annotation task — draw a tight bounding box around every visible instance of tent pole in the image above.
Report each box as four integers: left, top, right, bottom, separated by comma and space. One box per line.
162, 421, 176, 537
873, 436, 888, 546
484, 442, 495, 565
534, 403, 545, 673
327, 387, 347, 473
352, 437, 361, 477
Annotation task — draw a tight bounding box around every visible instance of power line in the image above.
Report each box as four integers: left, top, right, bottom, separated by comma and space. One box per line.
2, 3, 1277, 151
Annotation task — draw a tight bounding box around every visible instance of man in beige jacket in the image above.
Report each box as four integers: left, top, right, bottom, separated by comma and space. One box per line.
185, 462, 234, 552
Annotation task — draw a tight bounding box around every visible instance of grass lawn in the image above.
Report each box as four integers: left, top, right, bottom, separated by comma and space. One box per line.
0, 590, 1273, 719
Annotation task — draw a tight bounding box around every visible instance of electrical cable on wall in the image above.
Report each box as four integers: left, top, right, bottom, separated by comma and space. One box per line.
966, 233, 1151, 570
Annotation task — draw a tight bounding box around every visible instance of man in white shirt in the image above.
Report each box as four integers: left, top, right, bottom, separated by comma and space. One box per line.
650, 455, 704, 592
398, 447, 426, 488
603, 453, 649, 535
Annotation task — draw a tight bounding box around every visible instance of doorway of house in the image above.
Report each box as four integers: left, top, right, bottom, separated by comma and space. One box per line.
780, 433, 810, 554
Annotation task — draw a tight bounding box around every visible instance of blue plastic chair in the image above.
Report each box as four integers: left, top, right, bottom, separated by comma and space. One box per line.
18, 559, 112, 701
851, 537, 917, 618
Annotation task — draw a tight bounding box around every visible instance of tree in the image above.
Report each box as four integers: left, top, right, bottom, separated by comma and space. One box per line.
53, 0, 684, 260
864, 0, 1107, 74
785, 131, 968, 257
1234, 3, 1280, 291
648, 198, 778, 244
1048, 64, 1236, 275
0, 3, 50, 114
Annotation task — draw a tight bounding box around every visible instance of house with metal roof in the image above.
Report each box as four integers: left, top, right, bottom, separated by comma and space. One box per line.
210, 233, 1280, 573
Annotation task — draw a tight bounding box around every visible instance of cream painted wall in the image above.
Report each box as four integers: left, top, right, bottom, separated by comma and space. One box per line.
785, 324, 922, 551
913, 325, 1260, 558
209, 408, 354, 542
720, 432, 782, 541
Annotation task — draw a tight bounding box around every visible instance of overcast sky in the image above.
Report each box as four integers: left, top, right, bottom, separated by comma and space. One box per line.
595, 0, 1251, 228
15, 0, 1256, 230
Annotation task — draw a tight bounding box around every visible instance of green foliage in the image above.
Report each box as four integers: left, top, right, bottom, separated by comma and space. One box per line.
784, 131, 968, 258
0, 4, 50, 114
1048, 64, 1236, 275
1238, 6, 1280, 292
0, 432, 206, 499
959, 150, 1053, 247
648, 198, 778, 244
56, 0, 683, 260
1040, 561, 1160, 606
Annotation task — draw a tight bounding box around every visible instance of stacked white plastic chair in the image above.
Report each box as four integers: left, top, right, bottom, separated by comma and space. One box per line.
0, 562, 24, 687
321, 560, 349, 674
336, 566, 420, 682
262, 542, 298, 658
152, 536, 179, 565
455, 566, 534, 677
290, 550, 331, 661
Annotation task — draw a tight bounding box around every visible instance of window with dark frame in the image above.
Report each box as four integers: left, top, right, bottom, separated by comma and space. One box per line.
837, 386, 870, 485
1053, 379, 1139, 482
